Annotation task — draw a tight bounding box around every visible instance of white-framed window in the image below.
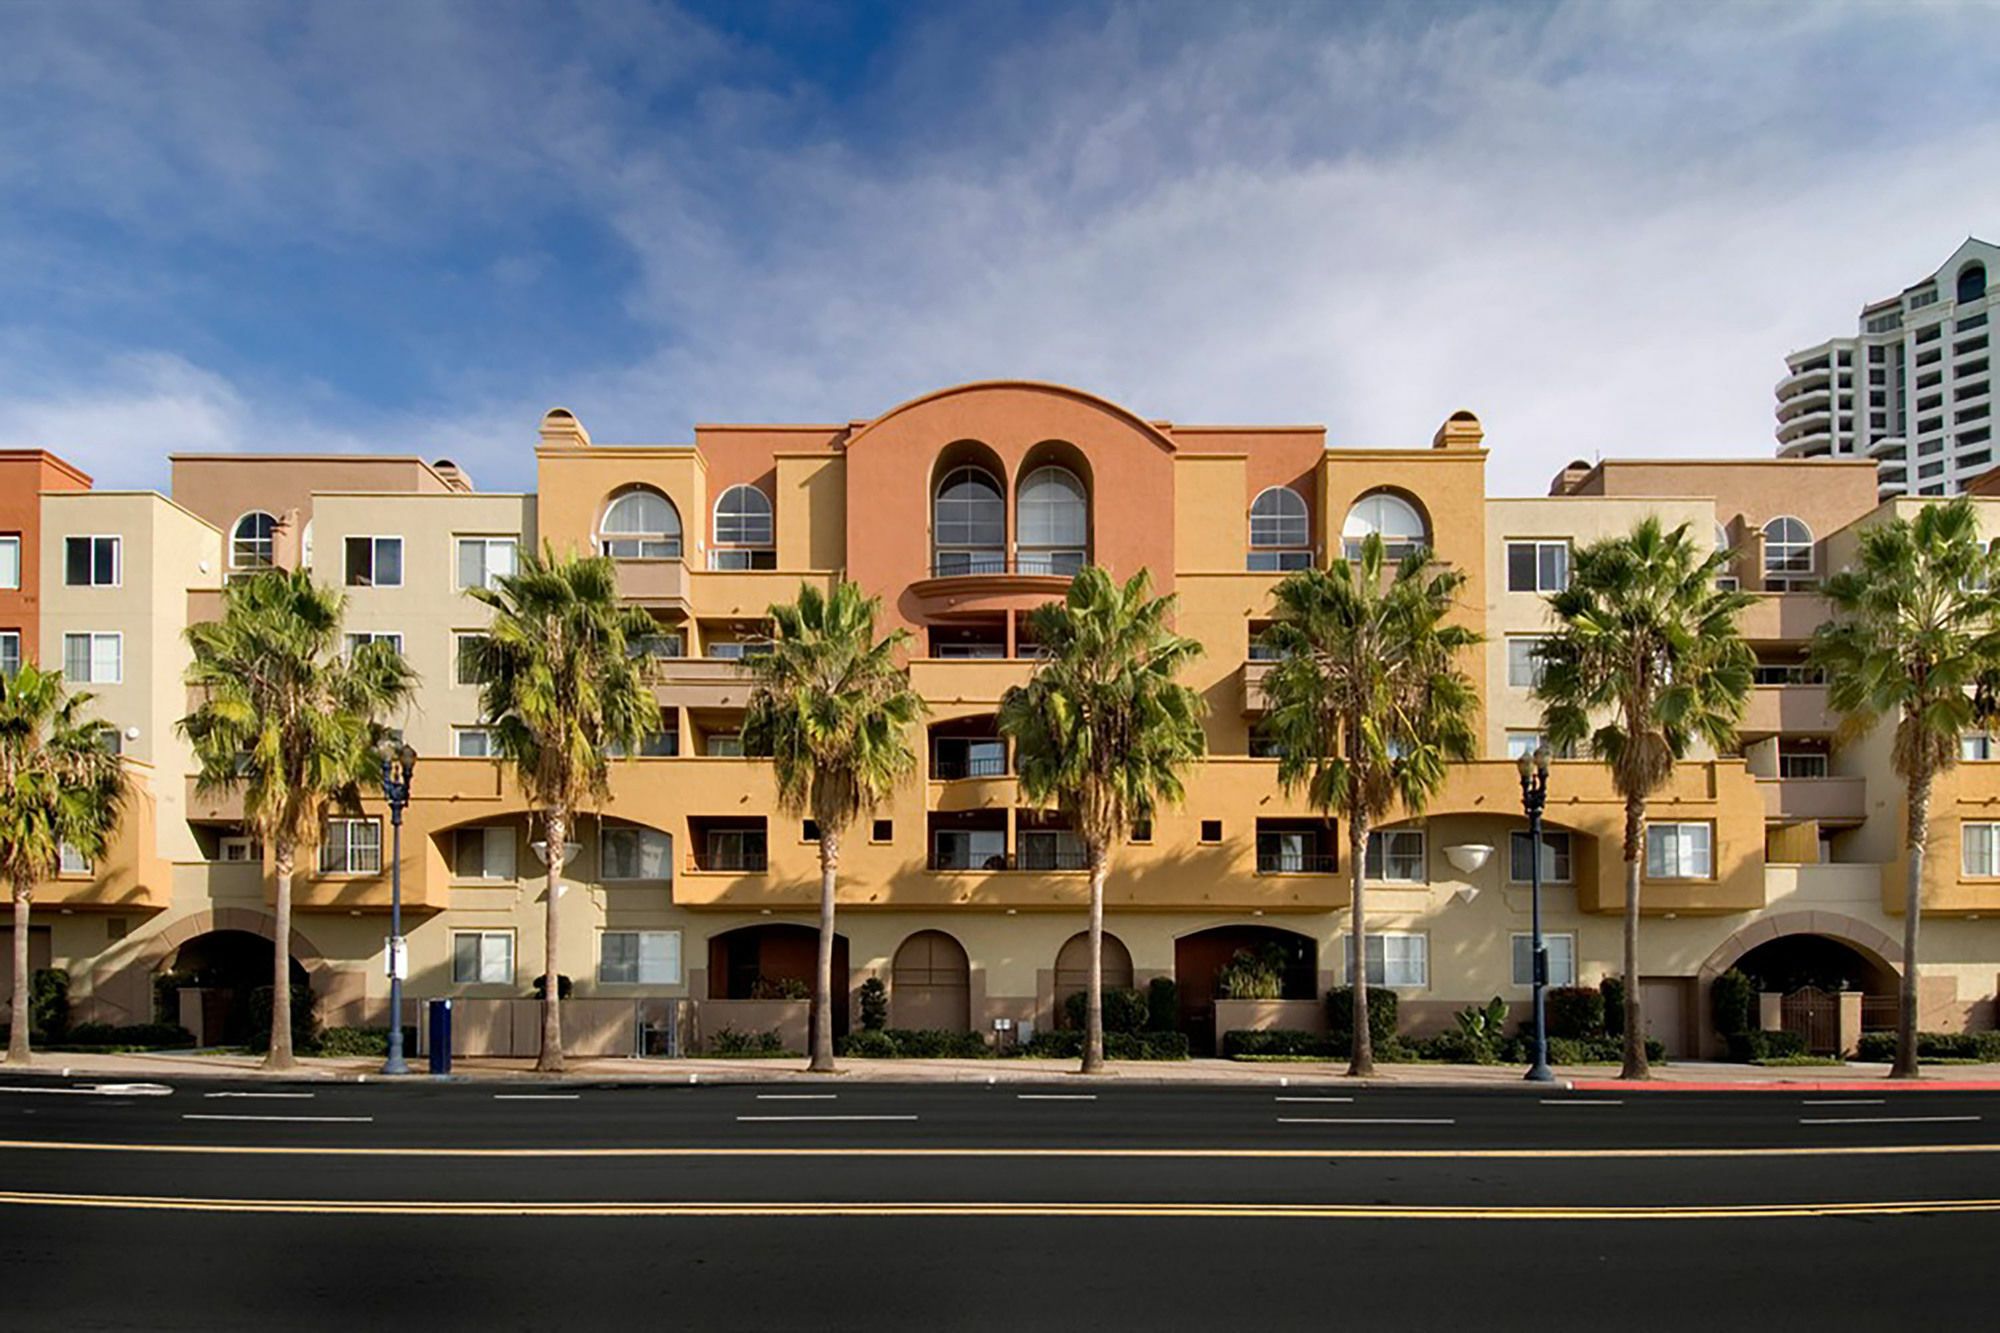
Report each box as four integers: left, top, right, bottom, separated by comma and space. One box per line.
65, 535, 121, 587
706, 732, 744, 757
933, 827, 1007, 870
1506, 541, 1569, 593
604, 730, 677, 758
1350, 932, 1428, 988
319, 818, 382, 874
344, 631, 404, 658
218, 835, 261, 863
344, 535, 404, 588
455, 632, 489, 686
1247, 487, 1311, 571
1645, 822, 1713, 879
455, 537, 518, 591
703, 827, 766, 872
451, 826, 516, 881
0, 535, 19, 589
1505, 731, 1547, 760
599, 489, 682, 560
1777, 750, 1828, 778
933, 466, 1006, 574
600, 824, 671, 880
598, 930, 682, 985
1507, 637, 1546, 690
1963, 733, 1994, 761
1762, 516, 1813, 578
1511, 932, 1577, 988
1015, 466, 1089, 576
231, 512, 278, 570
453, 727, 494, 758
712, 484, 774, 558
1364, 829, 1426, 883
1341, 492, 1427, 562
1508, 830, 1573, 883
452, 930, 515, 985
0, 631, 19, 678
1962, 822, 2000, 877
58, 842, 92, 876
62, 632, 121, 684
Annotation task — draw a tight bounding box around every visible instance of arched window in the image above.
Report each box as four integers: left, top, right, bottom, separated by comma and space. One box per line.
599, 489, 682, 560
933, 466, 1005, 576
711, 485, 774, 570
1763, 516, 1813, 579
1959, 262, 1987, 306
1342, 492, 1427, 561
1248, 487, 1311, 571
230, 511, 277, 571
1016, 466, 1087, 576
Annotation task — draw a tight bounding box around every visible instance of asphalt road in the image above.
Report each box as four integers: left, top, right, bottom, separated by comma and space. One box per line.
2, 1075, 1996, 1330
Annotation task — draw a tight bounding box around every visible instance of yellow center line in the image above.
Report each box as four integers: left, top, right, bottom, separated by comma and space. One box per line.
2, 1139, 1999, 1161
0, 1191, 1995, 1220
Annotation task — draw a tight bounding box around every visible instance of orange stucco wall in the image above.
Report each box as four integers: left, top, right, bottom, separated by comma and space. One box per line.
0, 450, 92, 663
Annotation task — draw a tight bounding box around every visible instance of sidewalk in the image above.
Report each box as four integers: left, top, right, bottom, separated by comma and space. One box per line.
7, 1048, 1999, 1090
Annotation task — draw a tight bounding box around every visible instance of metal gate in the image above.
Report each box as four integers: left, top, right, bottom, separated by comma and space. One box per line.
1781, 986, 1840, 1054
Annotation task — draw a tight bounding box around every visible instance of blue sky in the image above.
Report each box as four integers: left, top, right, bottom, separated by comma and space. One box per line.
4, 0, 1999, 496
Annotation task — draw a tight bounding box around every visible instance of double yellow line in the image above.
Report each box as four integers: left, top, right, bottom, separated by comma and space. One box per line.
2, 1191, 1997, 1220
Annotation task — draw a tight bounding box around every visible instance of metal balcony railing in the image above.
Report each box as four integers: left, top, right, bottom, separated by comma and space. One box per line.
932, 753, 1008, 780
929, 552, 1086, 578
1256, 851, 1337, 874
927, 846, 1091, 872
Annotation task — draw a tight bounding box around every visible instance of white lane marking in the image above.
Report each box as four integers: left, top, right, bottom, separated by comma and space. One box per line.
736, 1115, 918, 1123
1275, 1096, 1354, 1103
181, 1114, 373, 1124
1799, 1115, 1982, 1126
755, 1094, 838, 1101
204, 1092, 315, 1100
492, 1094, 580, 1101
1277, 1117, 1456, 1126
1803, 1099, 1887, 1106
1541, 1099, 1624, 1106
0, 1083, 172, 1097
1017, 1094, 1096, 1101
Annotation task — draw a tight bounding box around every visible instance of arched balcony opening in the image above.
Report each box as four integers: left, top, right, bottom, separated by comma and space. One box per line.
598, 487, 683, 561
931, 441, 1008, 577
1959, 261, 1987, 306
1341, 491, 1429, 562
1015, 442, 1092, 577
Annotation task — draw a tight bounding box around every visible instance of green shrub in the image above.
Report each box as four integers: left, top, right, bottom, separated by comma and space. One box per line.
530, 974, 575, 1000
315, 1026, 390, 1057
1545, 986, 1606, 1040
835, 1029, 897, 1058
248, 984, 317, 1054
1324, 986, 1398, 1053
1726, 1030, 1807, 1062
1856, 1030, 2000, 1063
58, 1022, 197, 1050
750, 976, 810, 1000
1417, 1028, 1500, 1064
833, 1028, 992, 1058
30, 968, 70, 1042
1061, 986, 1151, 1034
1222, 1028, 1337, 1059
1600, 975, 1625, 1037
1217, 944, 1287, 1000
1024, 1030, 1189, 1060
858, 978, 889, 1032
1854, 1031, 1896, 1062
708, 1026, 789, 1056
1711, 969, 1755, 1039
1146, 977, 1179, 1032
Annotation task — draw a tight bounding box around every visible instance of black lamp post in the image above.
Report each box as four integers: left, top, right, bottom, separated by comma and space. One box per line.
1518, 743, 1555, 1084
380, 742, 417, 1076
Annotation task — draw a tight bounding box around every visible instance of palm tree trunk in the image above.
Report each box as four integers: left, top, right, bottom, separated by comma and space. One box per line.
1082, 845, 1107, 1075
267, 846, 296, 1071
811, 829, 839, 1073
1620, 797, 1648, 1080
1348, 816, 1372, 1078
7, 883, 31, 1064
1892, 772, 1931, 1080
538, 808, 566, 1073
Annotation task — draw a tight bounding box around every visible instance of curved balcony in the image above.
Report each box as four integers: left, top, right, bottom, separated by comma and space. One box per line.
1776, 411, 1832, 445
1776, 388, 1832, 423
908, 553, 1077, 619
1775, 367, 1832, 400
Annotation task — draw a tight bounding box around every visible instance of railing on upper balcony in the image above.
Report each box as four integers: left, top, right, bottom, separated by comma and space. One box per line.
929, 551, 1086, 578
932, 752, 1008, 780
927, 846, 1091, 871
1256, 850, 1337, 874
694, 848, 769, 873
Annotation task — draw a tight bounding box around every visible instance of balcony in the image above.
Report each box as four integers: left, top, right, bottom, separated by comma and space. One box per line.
1776, 411, 1832, 445
1256, 851, 1337, 875
1738, 592, 1830, 643
612, 559, 689, 610
637, 656, 752, 709
1758, 776, 1868, 827
907, 554, 1075, 620
1740, 684, 1836, 738
1776, 388, 1832, 423
1775, 367, 1832, 400
909, 657, 1035, 704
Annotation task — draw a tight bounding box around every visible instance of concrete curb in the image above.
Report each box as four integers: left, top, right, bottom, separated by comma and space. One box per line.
1570, 1078, 2000, 1093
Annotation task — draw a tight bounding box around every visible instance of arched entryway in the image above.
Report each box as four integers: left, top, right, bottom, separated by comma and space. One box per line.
1053, 931, 1133, 1027
1174, 925, 1318, 1054
707, 923, 850, 1041
892, 930, 971, 1031
1697, 911, 1902, 1055
158, 930, 311, 1047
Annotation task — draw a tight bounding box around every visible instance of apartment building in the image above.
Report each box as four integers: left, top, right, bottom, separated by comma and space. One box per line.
1776, 236, 1996, 497
11, 380, 2000, 1060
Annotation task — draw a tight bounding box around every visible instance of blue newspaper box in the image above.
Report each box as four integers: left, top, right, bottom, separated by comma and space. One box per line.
427, 998, 452, 1075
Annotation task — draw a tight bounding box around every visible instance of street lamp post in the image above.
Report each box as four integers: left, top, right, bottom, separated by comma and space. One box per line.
380, 742, 417, 1076
1518, 744, 1555, 1084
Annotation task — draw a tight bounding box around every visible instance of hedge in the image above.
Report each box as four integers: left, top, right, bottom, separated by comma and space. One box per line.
835, 1028, 991, 1059
1223, 1029, 1338, 1059
315, 1026, 391, 1057
705, 1026, 791, 1057
1508, 1034, 1665, 1065
1061, 986, 1151, 1035
1022, 1030, 1190, 1060
1324, 986, 1399, 1052
1726, 1030, 1807, 1062
55, 1022, 197, 1050
1545, 986, 1606, 1041
1146, 977, 1179, 1032
1854, 1030, 2000, 1063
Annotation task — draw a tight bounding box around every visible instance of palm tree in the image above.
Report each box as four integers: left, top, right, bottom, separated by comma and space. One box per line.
1, 667, 124, 1064
998, 567, 1204, 1074
469, 547, 659, 1073
182, 570, 416, 1070
742, 581, 924, 1073
1258, 537, 1480, 1077
1809, 497, 2000, 1078
1537, 516, 1753, 1079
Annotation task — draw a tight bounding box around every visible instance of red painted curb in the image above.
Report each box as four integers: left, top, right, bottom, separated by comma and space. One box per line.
1569, 1079, 2000, 1092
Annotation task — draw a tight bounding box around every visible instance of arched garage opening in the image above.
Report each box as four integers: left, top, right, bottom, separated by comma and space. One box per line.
892, 930, 971, 1032
158, 930, 311, 1047
1174, 925, 1318, 1055
1053, 931, 1133, 1027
